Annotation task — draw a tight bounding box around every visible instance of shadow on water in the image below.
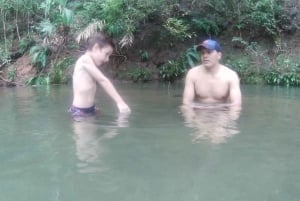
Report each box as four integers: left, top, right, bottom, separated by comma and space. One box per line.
71, 113, 130, 173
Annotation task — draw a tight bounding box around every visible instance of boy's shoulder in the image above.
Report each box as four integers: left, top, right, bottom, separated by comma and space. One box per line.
75, 54, 91, 68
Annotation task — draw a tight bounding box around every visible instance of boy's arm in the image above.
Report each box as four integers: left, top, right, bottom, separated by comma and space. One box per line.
84, 64, 131, 113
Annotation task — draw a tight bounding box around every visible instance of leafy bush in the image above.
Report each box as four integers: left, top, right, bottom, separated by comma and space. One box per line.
182, 46, 200, 68
1, 0, 299, 87
159, 60, 186, 82
26, 75, 51, 86
225, 56, 263, 84
139, 50, 149, 62
191, 17, 220, 36
37, 19, 56, 37
202, 0, 281, 38
263, 71, 300, 86
0, 45, 10, 65
275, 54, 299, 69
8, 67, 17, 81
244, 0, 280, 37
225, 41, 300, 86
263, 54, 300, 86
128, 67, 152, 82
50, 57, 73, 84
163, 18, 194, 41
18, 38, 35, 54
29, 45, 49, 70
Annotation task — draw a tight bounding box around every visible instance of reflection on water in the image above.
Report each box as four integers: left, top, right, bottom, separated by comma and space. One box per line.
71, 113, 130, 173
181, 104, 241, 144
2, 84, 300, 201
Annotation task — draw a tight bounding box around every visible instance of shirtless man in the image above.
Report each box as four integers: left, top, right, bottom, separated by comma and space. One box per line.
182, 39, 242, 108
69, 34, 130, 117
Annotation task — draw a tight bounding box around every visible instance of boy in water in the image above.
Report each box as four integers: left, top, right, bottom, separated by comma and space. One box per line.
69, 34, 131, 117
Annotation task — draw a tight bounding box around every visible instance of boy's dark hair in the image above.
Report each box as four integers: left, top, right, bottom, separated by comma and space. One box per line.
87, 33, 115, 50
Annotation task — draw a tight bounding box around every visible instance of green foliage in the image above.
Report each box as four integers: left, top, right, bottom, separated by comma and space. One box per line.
50, 57, 73, 84
104, 0, 162, 33
203, 0, 281, 38
61, 7, 73, 26
18, 38, 35, 54
263, 54, 300, 86
157, 46, 199, 83
26, 75, 51, 86
38, 19, 56, 37
0, 45, 10, 64
163, 18, 194, 41
275, 54, 299, 69
226, 57, 263, 84
74, 0, 103, 23
232, 37, 271, 70
191, 17, 220, 36
226, 57, 251, 76
263, 71, 300, 86
40, 0, 55, 17
139, 50, 149, 62
226, 42, 300, 86
182, 46, 200, 68
1, 0, 300, 87
128, 67, 152, 82
244, 0, 279, 36
8, 67, 17, 81
29, 45, 49, 70
76, 21, 105, 44
78, 0, 162, 41
159, 60, 186, 82
39, 0, 74, 26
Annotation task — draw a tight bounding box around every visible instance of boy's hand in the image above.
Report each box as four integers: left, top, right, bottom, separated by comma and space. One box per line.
117, 102, 131, 114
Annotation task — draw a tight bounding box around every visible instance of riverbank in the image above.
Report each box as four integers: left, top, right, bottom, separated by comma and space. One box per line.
1, 29, 300, 87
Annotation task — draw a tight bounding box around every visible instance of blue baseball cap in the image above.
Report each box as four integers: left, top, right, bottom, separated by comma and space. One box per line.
196, 39, 222, 52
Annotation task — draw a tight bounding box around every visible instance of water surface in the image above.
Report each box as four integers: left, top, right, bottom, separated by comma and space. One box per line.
0, 84, 300, 201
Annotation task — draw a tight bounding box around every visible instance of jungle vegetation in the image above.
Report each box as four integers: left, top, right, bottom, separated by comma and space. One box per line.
0, 0, 300, 86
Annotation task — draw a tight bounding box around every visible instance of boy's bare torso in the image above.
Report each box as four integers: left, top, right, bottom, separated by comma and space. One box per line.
72, 55, 97, 108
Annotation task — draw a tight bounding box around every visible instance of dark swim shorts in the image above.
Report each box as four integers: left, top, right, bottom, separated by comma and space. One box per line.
68, 105, 96, 117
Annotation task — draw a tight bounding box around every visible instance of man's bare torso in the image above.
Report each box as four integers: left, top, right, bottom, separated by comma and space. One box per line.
191, 65, 233, 103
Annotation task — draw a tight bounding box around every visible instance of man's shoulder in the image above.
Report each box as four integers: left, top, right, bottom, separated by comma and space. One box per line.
186, 66, 201, 79
221, 65, 238, 75
220, 65, 239, 80
187, 65, 202, 74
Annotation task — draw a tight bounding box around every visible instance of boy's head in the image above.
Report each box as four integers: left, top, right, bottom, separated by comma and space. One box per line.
87, 33, 115, 66
87, 33, 115, 50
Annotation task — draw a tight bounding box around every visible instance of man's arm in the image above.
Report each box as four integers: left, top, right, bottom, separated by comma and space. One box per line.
228, 72, 242, 107
182, 69, 195, 106
84, 64, 130, 113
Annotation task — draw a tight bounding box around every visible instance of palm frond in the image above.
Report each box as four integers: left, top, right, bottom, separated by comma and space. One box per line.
119, 33, 134, 48
76, 21, 105, 43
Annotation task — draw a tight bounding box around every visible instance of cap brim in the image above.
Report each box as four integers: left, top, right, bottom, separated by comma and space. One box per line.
196, 44, 209, 51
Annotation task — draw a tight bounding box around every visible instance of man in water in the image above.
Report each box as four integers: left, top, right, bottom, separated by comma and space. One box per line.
181, 39, 241, 143
69, 33, 131, 117
182, 39, 242, 108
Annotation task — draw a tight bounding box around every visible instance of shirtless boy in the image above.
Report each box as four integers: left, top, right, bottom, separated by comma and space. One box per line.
69, 34, 130, 117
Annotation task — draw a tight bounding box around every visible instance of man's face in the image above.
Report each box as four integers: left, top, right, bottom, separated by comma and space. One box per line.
200, 48, 221, 68
92, 44, 113, 67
